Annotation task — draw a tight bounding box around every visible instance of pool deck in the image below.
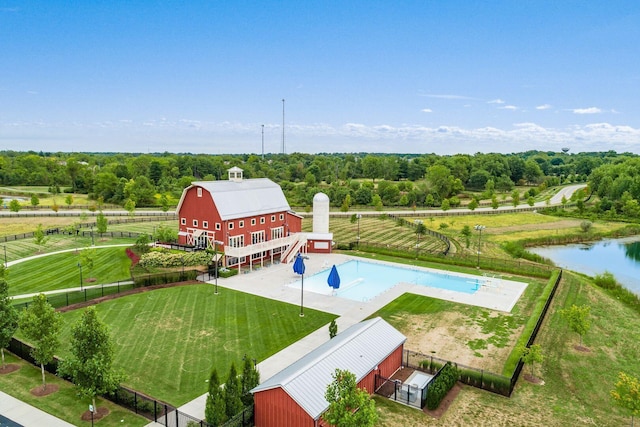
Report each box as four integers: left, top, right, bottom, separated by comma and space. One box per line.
175, 253, 527, 422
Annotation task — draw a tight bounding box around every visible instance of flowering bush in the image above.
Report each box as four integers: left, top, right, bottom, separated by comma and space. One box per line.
138, 250, 212, 268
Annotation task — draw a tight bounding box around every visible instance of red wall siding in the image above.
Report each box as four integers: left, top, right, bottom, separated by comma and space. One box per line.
178, 186, 223, 244
378, 345, 404, 378
254, 387, 315, 427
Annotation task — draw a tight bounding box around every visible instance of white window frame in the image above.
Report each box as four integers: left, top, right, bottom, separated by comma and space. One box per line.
271, 227, 284, 240
227, 256, 246, 265
239, 220, 244, 228
193, 219, 198, 227
251, 218, 256, 226
197, 187, 203, 197
203, 221, 208, 229
228, 235, 245, 248
260, 217, 265, 224
251, 230, 265, 245
271, 215, 276, 222
228, 222, 234, 230
181, 218, 186, 225
279, 213, 284, 220
216, 223, 221, 230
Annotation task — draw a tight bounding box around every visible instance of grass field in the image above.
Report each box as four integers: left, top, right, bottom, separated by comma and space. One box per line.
7, 247, 132, 296
48, 284, 337, 406
0, 352, 148, 427
302, 216, 448, 252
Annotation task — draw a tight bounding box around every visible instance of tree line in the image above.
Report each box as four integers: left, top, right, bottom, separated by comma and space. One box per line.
0, 149, 634, 209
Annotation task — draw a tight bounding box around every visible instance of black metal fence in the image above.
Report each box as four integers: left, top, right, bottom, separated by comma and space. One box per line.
12, 281, 135, 310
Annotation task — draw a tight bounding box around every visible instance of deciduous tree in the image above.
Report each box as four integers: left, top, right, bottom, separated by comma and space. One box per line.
19, 294, 62, 390
559, 304, 591, 346
518, 344, 543, 378
0, 274, 19, 368
322, 369, 377, 427
611, 372, 640, 427
58, 307, 123, 410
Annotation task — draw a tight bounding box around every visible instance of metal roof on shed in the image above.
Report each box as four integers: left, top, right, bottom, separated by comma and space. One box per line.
177, 178, 292, 221
251, 317, 406, 420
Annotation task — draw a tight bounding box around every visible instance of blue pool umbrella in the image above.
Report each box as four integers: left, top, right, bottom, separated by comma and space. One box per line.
293, 254, 307, 317
327, 265, 341, 290
293, 254, 306, 275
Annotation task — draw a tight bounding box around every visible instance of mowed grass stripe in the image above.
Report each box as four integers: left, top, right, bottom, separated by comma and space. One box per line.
8, 247, 132, 296
56, 285, 336, 406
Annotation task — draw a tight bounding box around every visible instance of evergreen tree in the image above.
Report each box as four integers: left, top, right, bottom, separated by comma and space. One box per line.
241, 357, 260, 407
224, 363, 243, 418
205, 368, 227, 426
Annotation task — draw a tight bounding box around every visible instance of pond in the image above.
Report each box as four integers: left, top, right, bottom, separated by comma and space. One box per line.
528, 236, 640, 296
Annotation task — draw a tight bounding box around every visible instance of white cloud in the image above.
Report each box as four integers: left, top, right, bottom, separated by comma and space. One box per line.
500, 105, 518, 110
488, 99, 505, 104
421, 108, 433, 113
420, 93, 477, 100
536, 104, 552, 110
3, 118, 640, 155
572, 107, 602, 114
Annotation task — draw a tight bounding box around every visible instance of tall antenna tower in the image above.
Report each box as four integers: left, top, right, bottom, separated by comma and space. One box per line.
281, 98, 286, 154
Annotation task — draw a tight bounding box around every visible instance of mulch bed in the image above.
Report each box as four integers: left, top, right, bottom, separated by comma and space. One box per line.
81, 407, 110, 422
57, 280, 201, 313
424, 382, 463, 419
0, 364, 20, 375
574, 345, 591, 353
30, 383, 59, 397
523, 373, 545, 385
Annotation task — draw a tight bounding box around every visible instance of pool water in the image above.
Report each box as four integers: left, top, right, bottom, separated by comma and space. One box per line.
289, 260, 481, 302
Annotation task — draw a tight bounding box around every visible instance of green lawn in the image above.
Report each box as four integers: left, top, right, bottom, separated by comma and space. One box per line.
52, 284, 337, 406
0, 352, 148, 427
7, 247, 132, 296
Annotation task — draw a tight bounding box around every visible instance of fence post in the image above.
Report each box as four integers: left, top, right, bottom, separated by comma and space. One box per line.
165, 404, 168, 425
175, 408, 179, 426
134, 392, 138, 414
154, 400, 157, 421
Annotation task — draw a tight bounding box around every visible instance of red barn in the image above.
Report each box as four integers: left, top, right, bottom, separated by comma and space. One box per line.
251, 317, 406, 427
176, 167, 304, 270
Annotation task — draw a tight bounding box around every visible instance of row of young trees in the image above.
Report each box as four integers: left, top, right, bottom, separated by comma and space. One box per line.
205, 357, 259, 426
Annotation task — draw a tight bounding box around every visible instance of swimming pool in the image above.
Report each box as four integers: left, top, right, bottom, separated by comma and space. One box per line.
288, 260, 482, 302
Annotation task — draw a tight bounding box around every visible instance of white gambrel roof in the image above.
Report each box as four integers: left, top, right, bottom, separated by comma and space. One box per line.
177, 178, 292, 221
251, 317, 406, 420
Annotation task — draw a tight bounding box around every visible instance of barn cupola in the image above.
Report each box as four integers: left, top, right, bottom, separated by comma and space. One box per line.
227, 166, 244, 182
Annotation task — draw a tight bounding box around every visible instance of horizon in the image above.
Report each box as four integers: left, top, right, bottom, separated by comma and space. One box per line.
2, 1, 640, 154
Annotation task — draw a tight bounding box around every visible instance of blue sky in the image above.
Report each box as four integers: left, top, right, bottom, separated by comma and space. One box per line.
1, 1, 640, 155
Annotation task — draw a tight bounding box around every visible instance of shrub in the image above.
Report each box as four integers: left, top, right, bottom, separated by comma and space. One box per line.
580, 221, 592, 233
426, 362, 458, 410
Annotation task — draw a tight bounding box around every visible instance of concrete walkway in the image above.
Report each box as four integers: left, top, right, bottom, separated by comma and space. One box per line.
0, 391, 75, 427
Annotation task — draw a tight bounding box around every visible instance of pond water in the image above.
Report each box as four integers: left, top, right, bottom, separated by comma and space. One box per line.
528, 236, 640, 295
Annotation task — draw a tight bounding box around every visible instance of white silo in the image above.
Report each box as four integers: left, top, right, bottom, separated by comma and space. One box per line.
312, 192, 330, 234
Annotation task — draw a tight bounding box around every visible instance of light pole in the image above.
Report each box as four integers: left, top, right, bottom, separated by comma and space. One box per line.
474, 225, 486, 268
213, 240, 224, 295
356, 214, 362, 249
77, 262, 83, 291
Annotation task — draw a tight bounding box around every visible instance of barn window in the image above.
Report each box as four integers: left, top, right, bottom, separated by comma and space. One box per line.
251, 218, 256, 226
271, 215, 276, 222
216, 223, 221, 230
203, 221, 208, 229
260, 217, 265, 224
197, 187, 203, 198
181, 218, 186, 225
279, 214, 284, 220
239, 220, 244, 228
228, 222, 234, 230
193, 219, 198, 227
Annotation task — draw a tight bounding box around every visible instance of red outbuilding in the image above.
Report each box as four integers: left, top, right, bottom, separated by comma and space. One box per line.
176, 166, 305, 270
251, 317, 406, 427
